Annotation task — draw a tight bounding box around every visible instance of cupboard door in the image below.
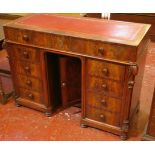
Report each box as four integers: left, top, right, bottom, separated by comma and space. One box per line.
59, 56, 81, 107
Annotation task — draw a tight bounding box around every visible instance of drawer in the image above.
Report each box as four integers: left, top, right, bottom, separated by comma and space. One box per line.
70, 37, 136, 62
19, 88, 42, 103
85, 106, 121, 127
87, 40, 137, 62
5, 27, 70, 51
86, 76, 123, 98
8, 43, 40, 62
13, 60, 41, 79
17, 75, 42, 92
5, 27, 36, 44
86, 92, 122, 113
86, 59, 125, 81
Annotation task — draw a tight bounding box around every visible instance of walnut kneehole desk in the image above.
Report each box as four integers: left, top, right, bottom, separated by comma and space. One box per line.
3, 14, 150, 140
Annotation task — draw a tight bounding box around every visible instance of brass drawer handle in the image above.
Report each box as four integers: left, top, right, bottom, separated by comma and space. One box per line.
102, 68, 108, 75
102, 84, 107, 90
24, 66, 30, 72
23, 34, 29, 41
28, 93, 34, 99
100, 114, 106, 122
98, 47, 104, 56
23, 51, 29, 58
26, 80, 32, 86
101, 99, 107, 107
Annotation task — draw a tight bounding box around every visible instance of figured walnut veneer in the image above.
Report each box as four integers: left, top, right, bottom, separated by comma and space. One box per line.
3, 14, 150, 140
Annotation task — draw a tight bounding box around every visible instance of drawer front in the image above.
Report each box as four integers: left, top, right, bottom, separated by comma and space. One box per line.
86, 106, 121, 127
5, 27, 70, 51
17, 75, 42, 92
70, 37, 136, 62
86, 92, 122, 113
87, 40, 136, 62
5, 27, 36, 44
86, 76, 123, 98
19, 88, 42, 103
86, 59, 125, 81
8, 43, 41, 62
14, 60, 41, 79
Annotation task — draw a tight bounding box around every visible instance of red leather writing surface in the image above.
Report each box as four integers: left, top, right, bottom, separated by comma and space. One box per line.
17, 14, 143, 41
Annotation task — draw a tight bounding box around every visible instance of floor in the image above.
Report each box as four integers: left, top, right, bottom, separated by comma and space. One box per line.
0, 42, 155, 141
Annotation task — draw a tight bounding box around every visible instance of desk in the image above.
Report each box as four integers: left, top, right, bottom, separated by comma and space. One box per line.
3, 14, 150, 140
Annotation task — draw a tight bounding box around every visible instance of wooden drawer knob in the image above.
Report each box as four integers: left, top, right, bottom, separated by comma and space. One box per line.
98, 47, 104, 56
23, 34, 29, 41
26, 80, 32, 86
101, 99, 107, 106
28, 93, 34, 99
102, 84, 107, 90
23, 51, 29, 58
24, 66, 30, 72
61, 82, 66, 87
102, 68, 108, 75
100, 114, 106, 121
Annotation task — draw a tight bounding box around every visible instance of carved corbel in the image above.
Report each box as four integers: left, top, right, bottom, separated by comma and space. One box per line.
128, 64, 139, 76
128, 64, 138, 89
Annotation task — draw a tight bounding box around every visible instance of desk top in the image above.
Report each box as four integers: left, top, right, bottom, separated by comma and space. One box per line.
5, 14, 151, 46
